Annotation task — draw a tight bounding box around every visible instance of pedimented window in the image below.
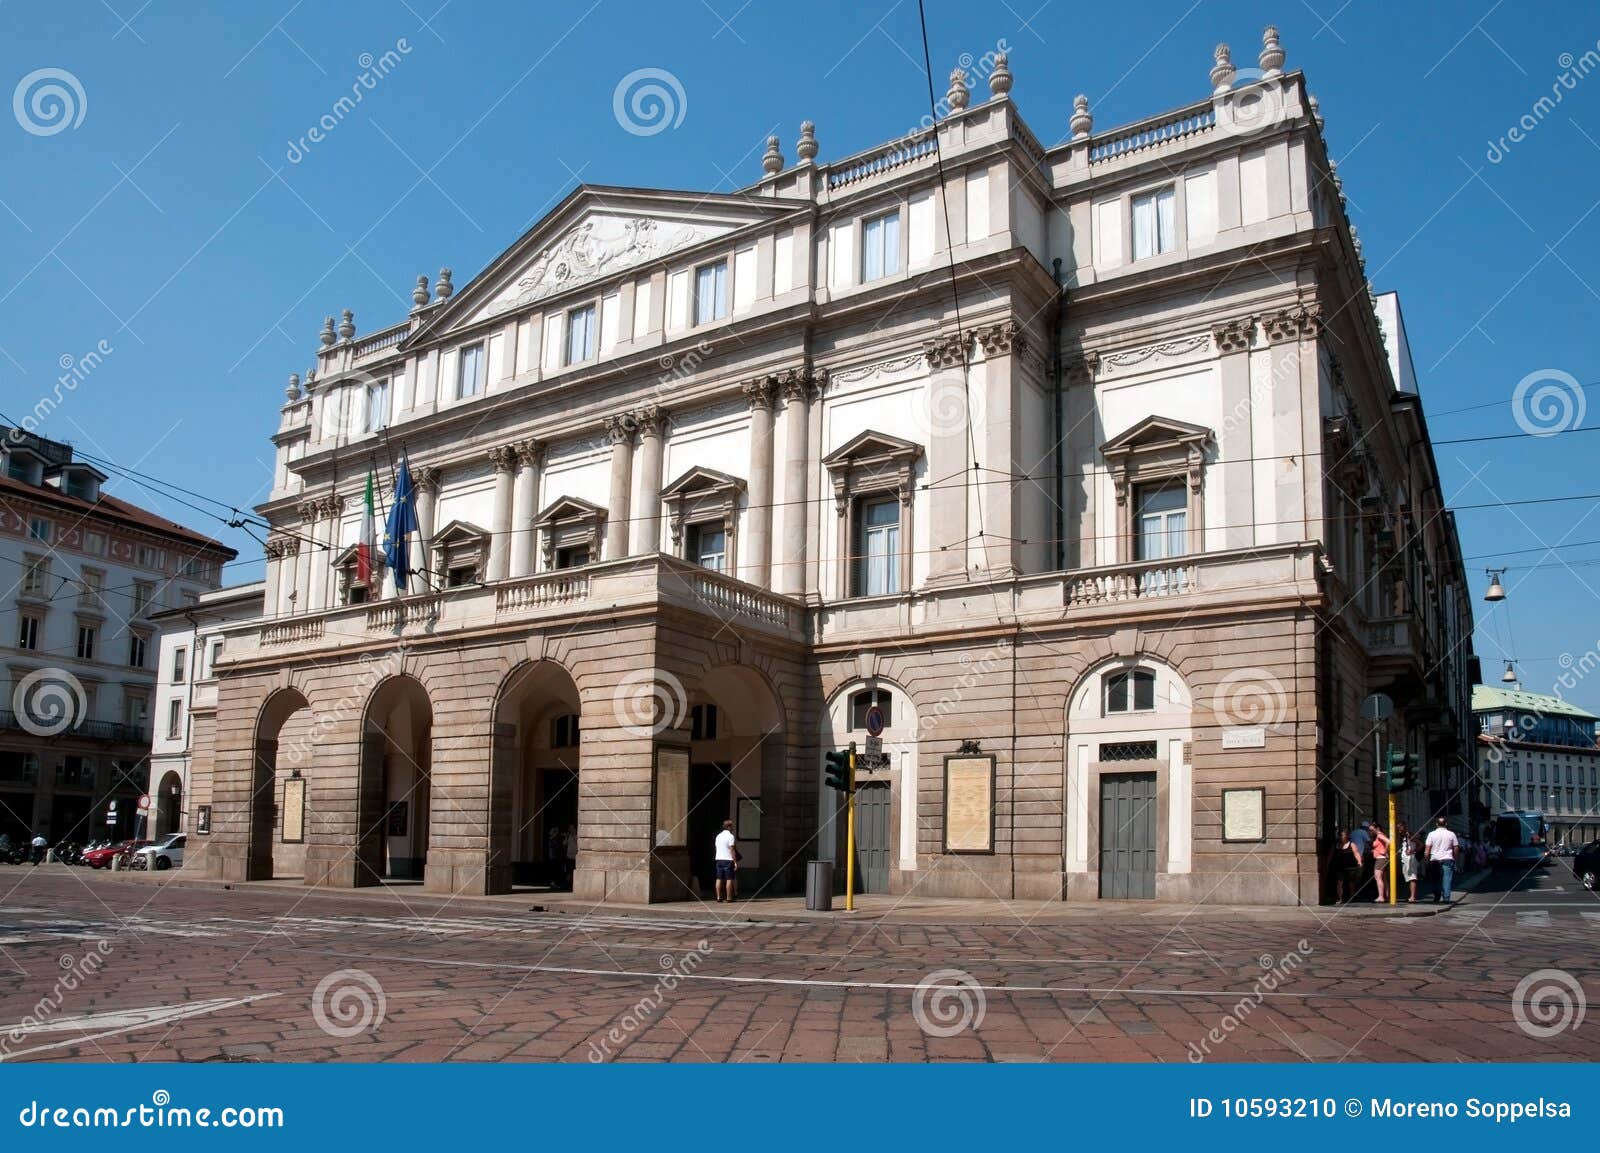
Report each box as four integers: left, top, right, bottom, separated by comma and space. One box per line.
1100, 416, 1212, 565
536, 496, 606, 572
432, 519, 490, 587
822, 430, 922, 600
661, 465, 745, 575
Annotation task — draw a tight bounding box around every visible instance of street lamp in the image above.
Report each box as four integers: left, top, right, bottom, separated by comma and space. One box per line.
1501, 660, 1518, 684
1484, 568, 1507, 602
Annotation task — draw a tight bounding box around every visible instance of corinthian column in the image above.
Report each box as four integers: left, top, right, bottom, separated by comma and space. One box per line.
604, 415, 635, 560
510, 439, 542, 579
777, 370, 816, 597
413, 466, 442, 592
975, 321, 1023, 578
262, 537, 285, 616
298, 499, 322, 612
742, 378, 777, 587
630, 406, 667, 556
923, 333, 970, 585
487, 444, 517, 581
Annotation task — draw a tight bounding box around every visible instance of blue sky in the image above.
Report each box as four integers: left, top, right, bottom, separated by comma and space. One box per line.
2, 1, 1598, 707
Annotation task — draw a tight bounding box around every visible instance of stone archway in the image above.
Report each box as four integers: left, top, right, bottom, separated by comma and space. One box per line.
356, 674, 434, 886
154, 770, 183, 838
490, 659, 582, 893
248, 686, 313, 882
820, 677, 919, 894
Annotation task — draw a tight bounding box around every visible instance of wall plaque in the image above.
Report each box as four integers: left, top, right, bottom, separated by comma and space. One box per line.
653, 745, 690, 848
1222, 787, 1266, 843
195, 805, 211, 835
282, 777, 306, 844
737, 796, 762, 840
385, 800, 408, 838
943, 754, 995, 854
1222, 726, 1266, 749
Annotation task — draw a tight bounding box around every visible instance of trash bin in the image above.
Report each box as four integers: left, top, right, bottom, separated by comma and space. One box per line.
805, 860, 833, 911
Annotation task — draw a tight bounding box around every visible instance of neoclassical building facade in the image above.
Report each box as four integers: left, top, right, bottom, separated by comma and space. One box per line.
203, 29, 1475, 905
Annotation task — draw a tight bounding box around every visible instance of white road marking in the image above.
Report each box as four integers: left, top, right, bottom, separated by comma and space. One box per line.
1515, 910, 1551, 927
0, 994, 281, 1061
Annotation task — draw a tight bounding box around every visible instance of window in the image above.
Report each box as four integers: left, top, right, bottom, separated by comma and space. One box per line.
137, 545, 166, 570
1105, 668, 1156, 714
76, 623, 97, 661
80, 568, 104, 601
209, 638, 224, 673
171, 647, 187, 683
553, 545, 590, 571
1100, 740, 1159, 761
862, 210, 901, 281
83, 531, 107, 557
344, 583, 370, 605
551, 713, 580, 749
693, 261, 728, 325
131, 581, 155, 617
128, 634, 147, 668
849, 690, 892, 731
17, 615, 40, 651
852, 496, 901, 597
21, 554, 49, 597
28, 516, 51, 542
446, 564, 478, 588
1135, 483, 1188, 561
456, 343, 485, 398
690, 703, 719, 741
365, 377, 390, 432
1131, 186, 1176, 259
565, 305, 597, 365
686, 523, 726, 573
166, 698, 183, 740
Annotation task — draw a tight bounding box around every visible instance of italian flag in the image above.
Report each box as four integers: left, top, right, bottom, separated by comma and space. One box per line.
356, 470, 377, 584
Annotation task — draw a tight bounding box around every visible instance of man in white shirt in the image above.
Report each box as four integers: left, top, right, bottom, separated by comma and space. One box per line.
1423, 818, 1460, 903
714, 819, 737, 903
30, 833, 47, 866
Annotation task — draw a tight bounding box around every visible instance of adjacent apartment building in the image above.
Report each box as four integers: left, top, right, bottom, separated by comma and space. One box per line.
1, 428, 235, 844
201, 27, 1476, 905
1474, 684, 1599, 849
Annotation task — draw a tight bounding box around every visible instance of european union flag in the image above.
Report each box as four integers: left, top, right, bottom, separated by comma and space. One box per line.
383, 456, 420, 591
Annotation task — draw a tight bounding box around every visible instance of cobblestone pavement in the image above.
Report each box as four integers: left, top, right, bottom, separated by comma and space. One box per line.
0, 867, 1595, 1063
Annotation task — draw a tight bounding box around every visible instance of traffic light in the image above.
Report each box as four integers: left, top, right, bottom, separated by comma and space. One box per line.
823, 747, 851, 792
1384, 745, 1419, 791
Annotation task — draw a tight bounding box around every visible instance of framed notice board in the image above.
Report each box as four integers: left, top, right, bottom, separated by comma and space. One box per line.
943, 754, 996, 854
281, 777, 307, 844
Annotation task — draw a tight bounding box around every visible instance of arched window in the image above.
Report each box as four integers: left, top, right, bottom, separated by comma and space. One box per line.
1104, 668, 1155, 715
849, 689, 892, 731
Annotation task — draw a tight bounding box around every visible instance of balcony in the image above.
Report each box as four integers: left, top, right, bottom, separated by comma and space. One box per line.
225, 554, 807, 665
1365, 613, 1426, 694
0, 708, 148, 746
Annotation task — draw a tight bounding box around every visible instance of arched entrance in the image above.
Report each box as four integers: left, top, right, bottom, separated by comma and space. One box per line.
1064, 657, 1194, 900
682, 665, 785, 899
154, 770, 183, 837
819, 678, 918, 894
357, 675, 433, 885
491, 660, 581, 892
250, 687, 312, 881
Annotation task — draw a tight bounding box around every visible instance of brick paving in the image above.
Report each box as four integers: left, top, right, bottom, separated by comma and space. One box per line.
0, 866, 1594, 1063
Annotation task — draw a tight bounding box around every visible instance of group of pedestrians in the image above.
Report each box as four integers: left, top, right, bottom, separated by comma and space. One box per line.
1328, 817, 1473, 905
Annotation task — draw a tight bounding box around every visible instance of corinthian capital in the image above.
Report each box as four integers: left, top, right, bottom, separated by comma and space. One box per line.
515, 438, 544, 469
488, 444, 519, 473
742, 376, 778, 411
923, 333, 970, 370
604, 413, 636, 446
633, 405, 668, 437
413, 465, 442, 494
977, 320, 1025, 357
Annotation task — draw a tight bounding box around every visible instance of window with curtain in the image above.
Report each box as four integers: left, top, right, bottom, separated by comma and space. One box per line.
456, 343, 484, 398
565, 304, 597, 365
852, 496, 900, 597
365, 377, 389, 431
686, 522, 726, 573
862, 210, 901, 281
1131, 186, 1176, 259
1135, 483, 1188, 561
694, 261, 728, 325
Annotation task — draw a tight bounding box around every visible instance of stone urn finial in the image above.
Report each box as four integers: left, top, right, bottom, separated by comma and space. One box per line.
796, 120, 818, 162
761, 135, 784, 175
435, 267, 453, 300
946, 67, 970, 112
1259, 25, 1285, 78
304, 367, 317, 390
286, 372, 301, 401
1210, 43, 1236, 94
413, 275, 430, 308
1069, 93, 1093, 141
988, 51, 1012, 99
319, 316, 336, 347
338, 309, 355, 341
1308, 94, 1324, 129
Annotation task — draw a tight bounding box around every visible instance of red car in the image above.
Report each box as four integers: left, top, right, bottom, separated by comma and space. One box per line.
84, 839, 150, 869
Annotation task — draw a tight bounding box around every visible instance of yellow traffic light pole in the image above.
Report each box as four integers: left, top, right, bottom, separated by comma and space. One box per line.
1388, 792, 1397, 905
845, 743, 857, 912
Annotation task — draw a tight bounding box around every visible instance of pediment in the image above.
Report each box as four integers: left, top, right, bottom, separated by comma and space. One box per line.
432, 519, 489, 546
417, 185, 809, 338
822, 429, 923, 469
1100, 415, 1212, 457
661, 465, 745, 498
535, 495, 606, 527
